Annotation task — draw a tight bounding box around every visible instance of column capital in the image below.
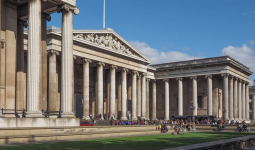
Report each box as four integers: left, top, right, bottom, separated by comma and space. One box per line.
137, 74, 141, 79
141, 72, 147, 76
190, 76, 197, 80
73, 55, 77, 60
96, 62, 105, 67
176, 78, 183, 81
151, 79, 156, 83
42, 12, 51, 22
131, 70, 138, 75
146, 78, 150, 82
229, 75, 234, 79
47, 50, 59, 56
18, 19, 28, 28
57, 4, 80, 15
163, 79, 169, 82
110, 65, 117, 70
205, 75, 212, 78
121, 68, 128, 72
221, 73, 229, 78
82, 58, 92, 64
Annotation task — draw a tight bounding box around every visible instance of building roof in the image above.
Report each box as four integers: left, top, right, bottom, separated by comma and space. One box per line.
150, 56, 253, 76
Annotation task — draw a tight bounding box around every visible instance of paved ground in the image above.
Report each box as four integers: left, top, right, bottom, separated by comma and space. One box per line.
239, 146, 255, 150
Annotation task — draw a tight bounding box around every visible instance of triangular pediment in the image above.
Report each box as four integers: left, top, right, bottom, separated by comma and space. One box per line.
73, 30, 151, 64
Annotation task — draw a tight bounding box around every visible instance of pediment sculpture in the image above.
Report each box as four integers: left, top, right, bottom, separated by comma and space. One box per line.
74, 33, 136, 56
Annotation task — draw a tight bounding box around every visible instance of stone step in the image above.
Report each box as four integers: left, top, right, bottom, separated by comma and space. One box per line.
0, 129, 167, 145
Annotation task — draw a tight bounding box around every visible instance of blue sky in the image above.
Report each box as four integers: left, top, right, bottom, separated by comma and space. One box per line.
48, 0, 255, 83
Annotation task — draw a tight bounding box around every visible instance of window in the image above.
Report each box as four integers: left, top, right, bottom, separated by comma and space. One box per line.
176, 97, 178, 109
197, 96, 202, 108
250, 95, 253, 100
250, 114, 253, 120
249, 102, 253, 110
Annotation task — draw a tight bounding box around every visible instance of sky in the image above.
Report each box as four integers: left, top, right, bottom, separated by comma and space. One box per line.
48, 0, 255, 84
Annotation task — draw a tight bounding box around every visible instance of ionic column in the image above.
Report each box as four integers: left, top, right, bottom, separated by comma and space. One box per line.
246, 83, 249, 120
229, 76, 234, 120
177, 78, 183, 116
152, 80, 157, 120
82, 58, 92, 118
141, 73, 146, 119
121, 68, 128, 120
110, 65, 117, 118
206, 75, 213, 115
57, 4, 79, 117
191, 77, 197, 116
16, 20, 27, 111
137, 74, 141, 117
164, 79, 169, 120
252, 94, 255, 121
238, 79, 242, 120
27, 0, 42, 116
48, 50, 59, 112
97, 62, 105, 119
242, 81, 246, 120
41, 13, 51, 111
233, 78, 238, 120
222, 74, 229, 120
146, 78, 150, 119
131, 71, 138, 120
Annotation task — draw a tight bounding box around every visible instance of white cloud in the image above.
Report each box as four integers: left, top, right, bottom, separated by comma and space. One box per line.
183, 47, 190, 51
250, 40, 255, 45
129, 41, 201, 64
222, 44, 255, 73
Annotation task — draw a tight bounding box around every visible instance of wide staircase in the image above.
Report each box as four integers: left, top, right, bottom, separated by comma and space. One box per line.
93, 120, 111, 126
0, 125, 166, 145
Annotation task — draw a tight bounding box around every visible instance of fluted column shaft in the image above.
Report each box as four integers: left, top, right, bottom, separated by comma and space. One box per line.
177, 78, 183, 116
164, 79, 169, 120
233, 78, 238, 120
152, 80, 157, 120
246, 84, 249, 120
238, 80, 242, 120
141, 74, 146, 119
137, 75, 141, 117
191, 77, 197, 116
131, 71, 137, 120
48, 51, 59, 111
110, 66, 117, 117
206, 75, 213, 115
253, 95, 255, 121
229, 76, 234, 120
97, 62, 104, 118
146, 79, 150, 119
121, 69, 128, 120
222, 74, 229, 120
242, 82, 246, 120
57, 4, 79, 117
16, 20, 27, 111
27, 0, 42, 115
82, 59, 91, 118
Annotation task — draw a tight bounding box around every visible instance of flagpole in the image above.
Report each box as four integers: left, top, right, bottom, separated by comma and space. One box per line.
103, 0, 105, 29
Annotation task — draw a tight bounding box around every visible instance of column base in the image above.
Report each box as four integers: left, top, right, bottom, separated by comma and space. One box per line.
229, 118, 234, 121
132, 117, 137, 120
164, 118, 169, 121
26, 111, 43, 118
120, 117, 127, 120
61, 112, 75, 118
152, 118, 157, 121
141, 117, 145, 120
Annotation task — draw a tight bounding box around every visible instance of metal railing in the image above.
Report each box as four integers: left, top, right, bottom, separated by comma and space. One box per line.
41, 109, 62, 118
1, 108, 26, 118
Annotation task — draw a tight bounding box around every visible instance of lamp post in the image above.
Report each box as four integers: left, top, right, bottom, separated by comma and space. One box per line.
189, 101, 196, 122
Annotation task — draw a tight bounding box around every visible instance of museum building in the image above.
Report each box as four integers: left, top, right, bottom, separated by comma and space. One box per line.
0, 0, 253, 127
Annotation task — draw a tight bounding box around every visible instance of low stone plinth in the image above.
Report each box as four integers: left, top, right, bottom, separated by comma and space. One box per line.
0, 118, 80, 128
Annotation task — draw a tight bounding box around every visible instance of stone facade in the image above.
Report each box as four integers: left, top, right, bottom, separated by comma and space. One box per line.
0, 0, 253, 127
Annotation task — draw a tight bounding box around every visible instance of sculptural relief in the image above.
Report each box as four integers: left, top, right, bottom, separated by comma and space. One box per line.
73, 33, 136, 56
